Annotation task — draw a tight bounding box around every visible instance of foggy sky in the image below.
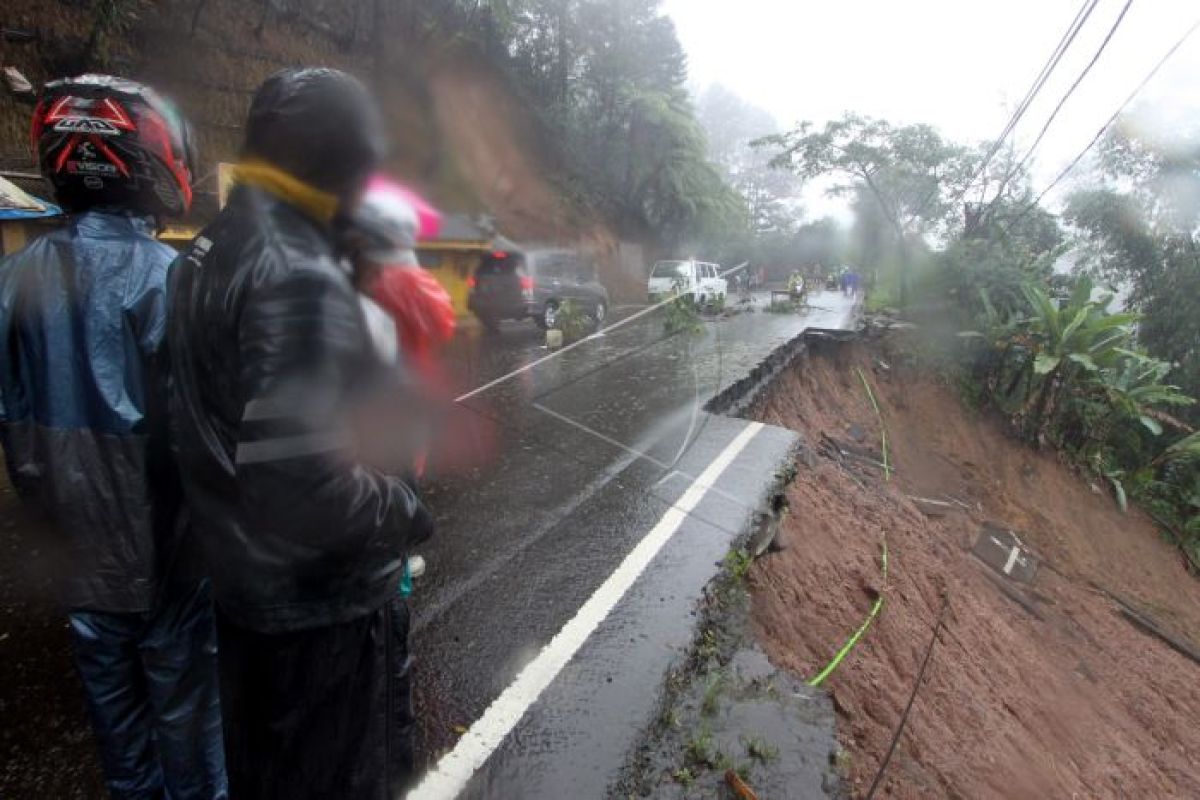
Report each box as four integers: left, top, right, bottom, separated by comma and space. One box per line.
663, 0, 1200, 218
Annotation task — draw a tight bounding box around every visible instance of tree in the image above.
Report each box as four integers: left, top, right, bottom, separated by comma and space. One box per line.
696, 85, 775, 175
696, 85, 801, 235
499, 0, 739, 246
620, 89, 744, 246
1064, 122, 1200, 420
759, 113, 975, 306
847, 185, 891, 271
938, 201, 1064, 322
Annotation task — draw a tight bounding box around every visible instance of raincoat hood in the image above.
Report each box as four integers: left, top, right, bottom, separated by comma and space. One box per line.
242, 68, 386, 203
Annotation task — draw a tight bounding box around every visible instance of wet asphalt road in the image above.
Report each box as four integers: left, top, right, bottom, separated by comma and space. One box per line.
410, 291, 857, 797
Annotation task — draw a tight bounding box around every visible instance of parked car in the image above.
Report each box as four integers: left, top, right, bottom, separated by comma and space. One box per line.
468, 246, 609, 330
647, 259, 727, 306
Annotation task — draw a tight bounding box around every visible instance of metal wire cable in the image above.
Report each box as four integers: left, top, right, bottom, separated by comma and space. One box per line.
980, 0, 1135, 226
970, 0, 1102, 191
864, 594, 950, 800
1002, 13, 1200, 230
913, 0, 1101, 219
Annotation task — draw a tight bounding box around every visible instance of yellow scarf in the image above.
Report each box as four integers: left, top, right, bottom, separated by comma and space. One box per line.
231, 160, 339, 223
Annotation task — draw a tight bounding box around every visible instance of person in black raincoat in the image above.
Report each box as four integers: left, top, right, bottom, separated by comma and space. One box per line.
167, 68, 433, 799
0, 75, 226, 799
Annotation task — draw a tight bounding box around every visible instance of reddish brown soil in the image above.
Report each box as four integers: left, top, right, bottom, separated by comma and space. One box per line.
749, 338, 1200, 799
426, 60, 636, 299
429, 59, 579, 241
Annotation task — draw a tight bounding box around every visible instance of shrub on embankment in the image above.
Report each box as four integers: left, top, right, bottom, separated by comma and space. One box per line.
894, 269, 1200, 571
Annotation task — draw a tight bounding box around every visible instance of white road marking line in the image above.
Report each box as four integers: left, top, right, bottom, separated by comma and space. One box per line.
1003, 545, 1021, 575
454, 262, 749, 403
406, 421, 765, 800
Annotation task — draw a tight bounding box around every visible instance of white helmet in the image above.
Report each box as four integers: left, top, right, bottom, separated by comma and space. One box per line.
348, 175, 421, 266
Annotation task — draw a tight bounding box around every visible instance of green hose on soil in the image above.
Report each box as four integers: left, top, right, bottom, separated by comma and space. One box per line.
808, 537, 887, 688
856, 366, 891, 481
808, 367, 892, 688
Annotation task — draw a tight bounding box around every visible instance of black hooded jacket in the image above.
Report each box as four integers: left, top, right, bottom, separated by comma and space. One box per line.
167, 69, 430, 633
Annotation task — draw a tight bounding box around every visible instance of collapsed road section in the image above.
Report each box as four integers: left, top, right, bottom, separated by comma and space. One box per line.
407, 291, 858, 798
625, 331, 1200, 799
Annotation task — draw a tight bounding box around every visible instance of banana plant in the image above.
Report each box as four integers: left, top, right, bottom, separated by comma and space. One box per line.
1156, 430, 1200, 467
962, 274, 1199, 525
1016, 277, 1140, 441
958, 288, 1034, 409
1086, 353, 1195, 510
1103, 349, 1195, 436
1021, 277, 1138, 375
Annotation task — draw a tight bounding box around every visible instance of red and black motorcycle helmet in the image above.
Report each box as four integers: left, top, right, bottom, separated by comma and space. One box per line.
31, 74, 196, 218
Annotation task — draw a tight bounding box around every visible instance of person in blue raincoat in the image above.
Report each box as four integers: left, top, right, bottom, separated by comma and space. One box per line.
0, 75, 226, 799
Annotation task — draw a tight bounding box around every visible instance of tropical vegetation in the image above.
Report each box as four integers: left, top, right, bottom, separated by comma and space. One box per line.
962, 279, 1195, 537
756, 108, 1200, 568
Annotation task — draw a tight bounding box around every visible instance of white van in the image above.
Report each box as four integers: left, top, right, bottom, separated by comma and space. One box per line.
647, 260, 727, 306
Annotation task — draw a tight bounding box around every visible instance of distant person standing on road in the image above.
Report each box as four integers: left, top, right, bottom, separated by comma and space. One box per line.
167, 68, 433, 799
0, 75, 226, 799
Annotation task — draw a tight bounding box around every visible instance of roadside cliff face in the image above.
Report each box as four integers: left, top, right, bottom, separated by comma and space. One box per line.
1, 0, 638, 293
1, 0, 502, 212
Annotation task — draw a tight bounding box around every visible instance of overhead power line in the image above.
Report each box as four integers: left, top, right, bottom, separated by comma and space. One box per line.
1013, 0, 1133, 177
982, 0, 1134, 221
912, 0, 1100, 220
1006, 14, 1200, 228
966, 0, 1101, 193
1027, 14, 1200, 211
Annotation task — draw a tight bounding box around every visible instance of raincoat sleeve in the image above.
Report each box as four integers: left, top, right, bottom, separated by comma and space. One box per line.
125, 255, 186, 565
233, 262, 432, 556
126, 258, 171, 359
125, 259, 172, 444
0, 263, 12, 414
0, 261, 22, 486
0, 248, 43, 500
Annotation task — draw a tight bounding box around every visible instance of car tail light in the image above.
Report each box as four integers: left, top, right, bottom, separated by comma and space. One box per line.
467, 276, 476, 289
519, 275, 535, 291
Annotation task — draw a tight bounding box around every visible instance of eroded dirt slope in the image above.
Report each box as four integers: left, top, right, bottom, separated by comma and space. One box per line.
1, 0, 618, 249
748, 336, 1200, 799
425, 57, 632, 295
